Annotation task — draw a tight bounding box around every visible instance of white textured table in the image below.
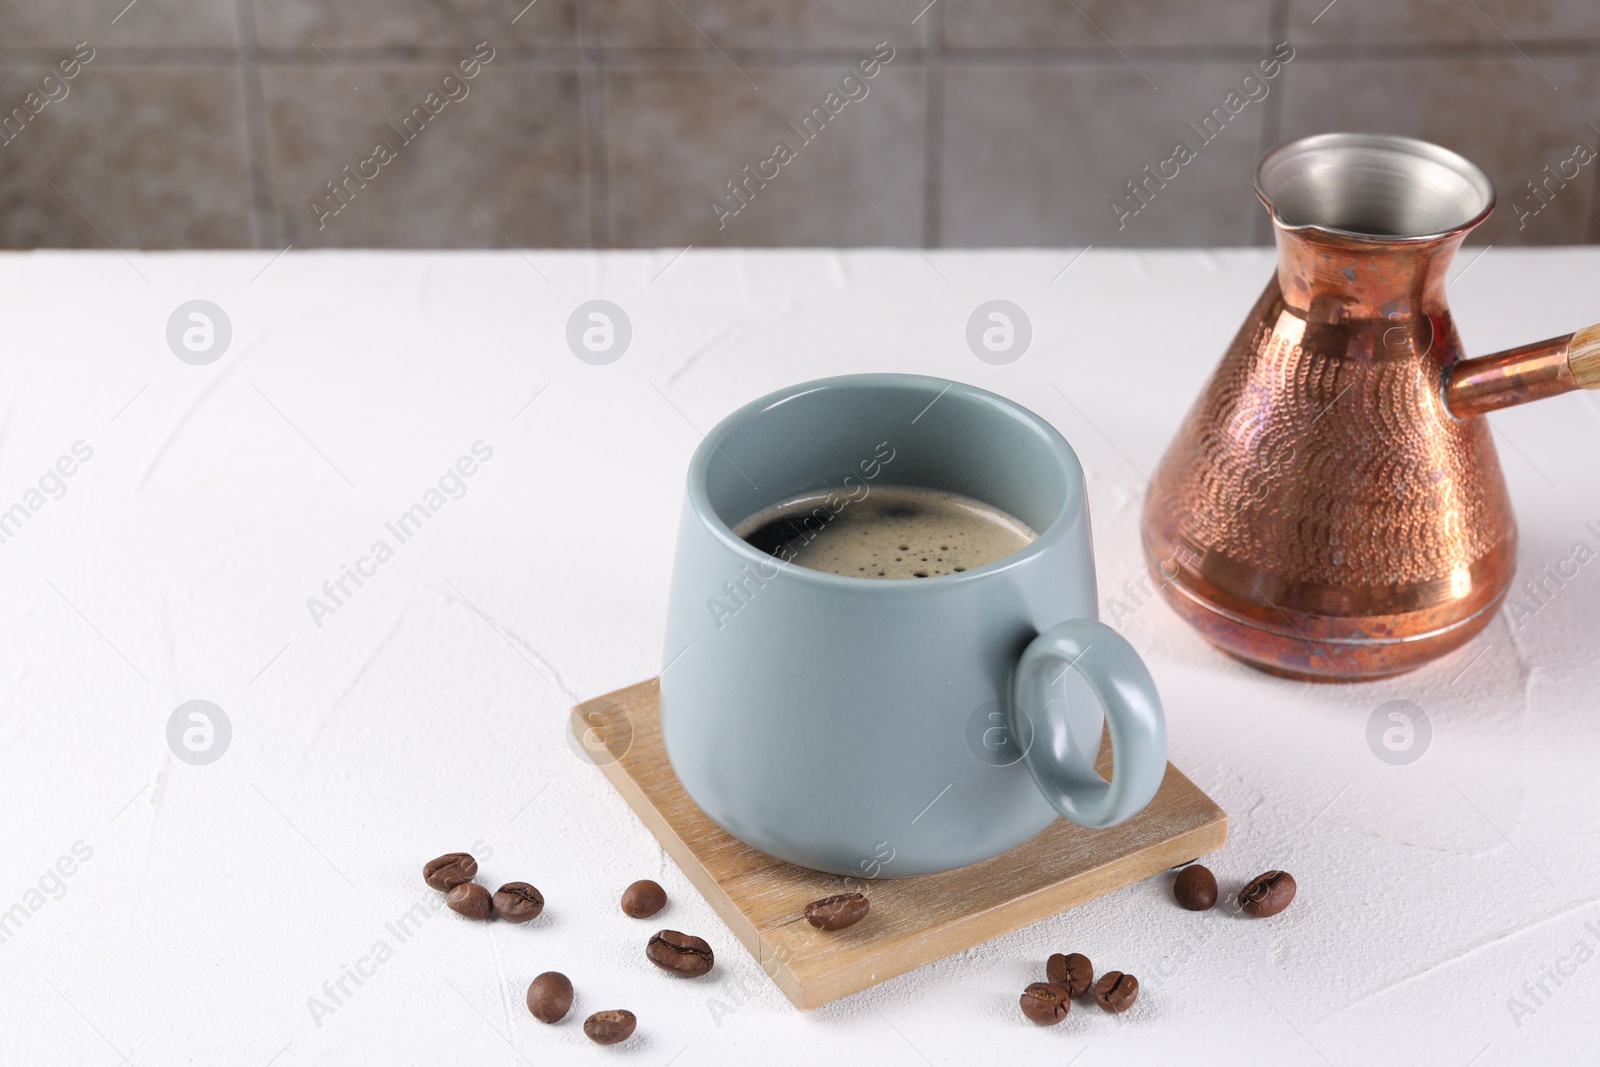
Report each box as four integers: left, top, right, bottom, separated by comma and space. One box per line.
5, 248, 1599, 1066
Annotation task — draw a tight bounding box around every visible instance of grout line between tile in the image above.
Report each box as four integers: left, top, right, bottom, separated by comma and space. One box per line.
939, 39, 1600, 64
921, 1, 944, 248
233, 0, 277, 248
6, 38, 1600, 70
253, 45, 584, 65
578, 0, 611, 248
0, 47, 242, 67
1249, 0, 1290, 247
1588, 145, 1600, 244
558, 45, 932, 67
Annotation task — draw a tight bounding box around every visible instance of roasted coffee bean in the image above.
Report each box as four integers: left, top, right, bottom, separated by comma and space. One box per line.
1046, 952, 1094, 997
645, 929, 714, 977
1019, 982, 1072, 1025
525, 971, 572, 1023
1093, 971, 1139, 1013
446, 882, 493, 920
621, 879, 667, 918
1174, 864, 1218, 911
1239, 870, 1296, 917
583, 1009, 636, 1045
493, 882, 544, 923
804, 892, 870, 931
423, 852, 477, 891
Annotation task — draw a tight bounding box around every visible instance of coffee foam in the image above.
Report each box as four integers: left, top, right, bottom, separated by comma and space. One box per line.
734, 484, 1037, 579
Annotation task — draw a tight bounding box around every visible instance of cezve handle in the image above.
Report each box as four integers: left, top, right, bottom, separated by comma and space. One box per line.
1446, 323, 1600, 417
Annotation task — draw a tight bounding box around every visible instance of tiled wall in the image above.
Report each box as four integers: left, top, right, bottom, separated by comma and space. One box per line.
1, 0, 1597, 249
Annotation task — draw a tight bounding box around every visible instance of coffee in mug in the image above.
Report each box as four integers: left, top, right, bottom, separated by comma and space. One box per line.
660, 373, 1169, 877
735, 485, 1037, 580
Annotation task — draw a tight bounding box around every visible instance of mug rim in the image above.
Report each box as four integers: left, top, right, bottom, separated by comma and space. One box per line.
685, 373, 1086, 592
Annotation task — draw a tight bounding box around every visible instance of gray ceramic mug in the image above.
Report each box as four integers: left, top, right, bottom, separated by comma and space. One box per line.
660, 374, 1168, 877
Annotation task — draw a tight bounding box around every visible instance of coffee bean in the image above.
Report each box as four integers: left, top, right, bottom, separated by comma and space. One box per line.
645, 929, 714, 977
525, 971, 572, 1023
1174, 864, 1218, 911
804, 892, 869, 931
1046, 952, 1094, 997
583, 1009, 636, 1045
493, 882, 544, 923
446, 882, 493, 920
423, 852, 477, 891
1239, 870, 1296, 917
1093, 971, 1139, 1013
1019, 982, 1072, 1025
621, 879, 666, 918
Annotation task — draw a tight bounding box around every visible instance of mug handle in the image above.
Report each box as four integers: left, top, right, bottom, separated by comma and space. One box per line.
1009, 618, 1168, 829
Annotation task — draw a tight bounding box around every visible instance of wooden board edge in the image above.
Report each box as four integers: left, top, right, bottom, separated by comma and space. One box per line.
568, 703, 811, 1008
578, 678, 659, 715
569, 687, 1232, 1011
789, 812, 1229, 1008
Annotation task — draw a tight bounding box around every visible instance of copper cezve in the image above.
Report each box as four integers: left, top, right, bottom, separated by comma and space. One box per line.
1143, 133, 1600, 681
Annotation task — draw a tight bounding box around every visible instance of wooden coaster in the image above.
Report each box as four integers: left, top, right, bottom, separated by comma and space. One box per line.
571, 680, 1227, 1009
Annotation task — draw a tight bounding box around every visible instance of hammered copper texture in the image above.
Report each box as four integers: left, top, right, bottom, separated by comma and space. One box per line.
1151, 281, 1513, 591
1142, 225, 1518, 680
